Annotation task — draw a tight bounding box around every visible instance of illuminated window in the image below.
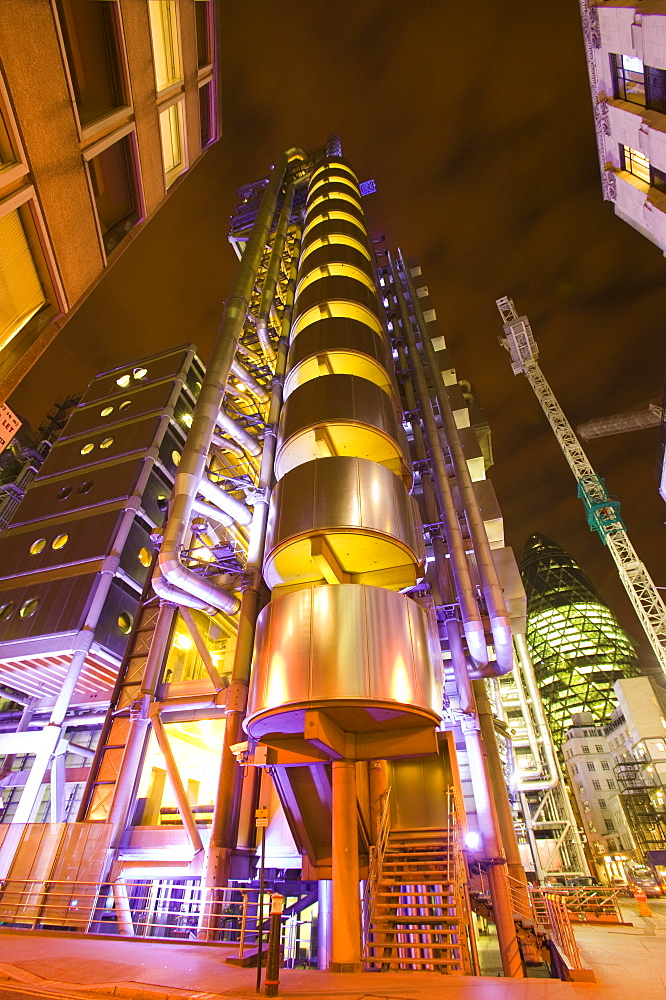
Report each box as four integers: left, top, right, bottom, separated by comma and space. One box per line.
29, 538, 46, 555
100, 437, 113, 449
138, 547, 152, 568
52, 533, 69, 550
87, 134, 141, 255
54, 0, 128, 127
101, 406, 113, 417
148, 1, 182, 92
119, 399, 131, 410
0, 209, 47, 352
159, 101, 186, 187
133, 366, 147, 380
117, 611, 133, 634
0, 602, 14, 621
80, 442, 95, 455
622, 145, 650, 184
19, 597, 39, 618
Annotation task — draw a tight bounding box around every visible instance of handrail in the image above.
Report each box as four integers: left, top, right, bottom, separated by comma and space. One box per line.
361, 785, 391, 947
544, 892, 584, 971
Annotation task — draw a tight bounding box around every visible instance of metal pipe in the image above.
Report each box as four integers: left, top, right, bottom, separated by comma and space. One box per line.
153, 566, 217, 614
390, 253, 488, 667
398, 250, 513, 675
256, 185, 296, 362
196, 471, 253, 526
230, 358, 270, 404
211, 433, 244, 457
216, 410, 262, 457
159, 147, 304, 616
191, 496, 233, 528
206, 229, 302, 893
514, 633, 560, 791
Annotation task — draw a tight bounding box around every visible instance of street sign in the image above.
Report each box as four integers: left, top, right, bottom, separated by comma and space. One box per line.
0, 403, 20, 454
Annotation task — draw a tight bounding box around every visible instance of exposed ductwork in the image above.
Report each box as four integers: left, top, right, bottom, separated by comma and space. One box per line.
256, 184, 296, 362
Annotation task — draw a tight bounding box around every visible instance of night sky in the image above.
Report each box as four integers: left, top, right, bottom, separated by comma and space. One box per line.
9, 2, 666, 669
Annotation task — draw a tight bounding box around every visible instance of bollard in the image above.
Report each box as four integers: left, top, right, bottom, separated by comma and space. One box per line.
633, 888, 653, 917
264, 892, 284, 998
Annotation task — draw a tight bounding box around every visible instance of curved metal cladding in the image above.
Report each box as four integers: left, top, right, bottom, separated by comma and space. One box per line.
274, 372, 412, 484
246, 155, 441, 753
263, 456, 425, 591
283, 317, 398, 401
245, 585, 442, 747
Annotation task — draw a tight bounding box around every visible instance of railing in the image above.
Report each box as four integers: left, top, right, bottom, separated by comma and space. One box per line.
0, 878, 314, 965
361, 786, 391, 946
543, 892, 585, 973
530, 886, 623, 925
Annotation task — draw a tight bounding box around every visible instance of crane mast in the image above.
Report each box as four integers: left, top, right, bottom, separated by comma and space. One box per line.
496, 296, 666, 680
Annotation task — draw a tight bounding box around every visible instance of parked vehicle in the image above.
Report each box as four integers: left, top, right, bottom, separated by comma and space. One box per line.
625, 865, 663, 898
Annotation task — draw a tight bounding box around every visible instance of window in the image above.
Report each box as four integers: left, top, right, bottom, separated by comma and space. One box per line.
0, 208, 46, 352
148, 1, 182, 92
596, 745, 604, 752
195, 1, 213, 69
612, 53, 646, 105
612, 54, 666, 113
605, 818, 616, 833
593, 780, 601, 790
159, 100, 186, 187
621, 145, 650, 184
86, 133, 141, 254
55, 0, 128, 128
582, 745, 590, 754
599, 799, 607, 809
601, 760, 610, 771
607, 779, 616, 789
199, 80, 214, 148
587, 762, 596, 771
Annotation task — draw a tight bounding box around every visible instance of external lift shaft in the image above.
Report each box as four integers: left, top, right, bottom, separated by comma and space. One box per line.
496, 296, 666, 680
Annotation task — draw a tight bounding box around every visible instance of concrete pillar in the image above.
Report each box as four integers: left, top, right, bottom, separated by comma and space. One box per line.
330, 760, 361, 972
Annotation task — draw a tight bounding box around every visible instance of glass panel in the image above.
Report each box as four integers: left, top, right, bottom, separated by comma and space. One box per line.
148, 0, 182, 91
623, 145, 650, 184
55, 0, 127, 126
0, 208, 46, 352
159, 100, 185, 186
88, 134, 140, 253
195, 1, 212, 69
199, 81, 213, 147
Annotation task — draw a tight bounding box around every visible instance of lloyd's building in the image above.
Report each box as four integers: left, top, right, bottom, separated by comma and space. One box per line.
0, 140, 579, 977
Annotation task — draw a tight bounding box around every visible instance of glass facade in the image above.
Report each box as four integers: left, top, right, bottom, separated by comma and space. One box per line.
520, 533, 640, 747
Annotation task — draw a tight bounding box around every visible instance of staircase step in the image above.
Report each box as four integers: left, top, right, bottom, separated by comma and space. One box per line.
364, 956, 463, 968
371, 915, 460, 925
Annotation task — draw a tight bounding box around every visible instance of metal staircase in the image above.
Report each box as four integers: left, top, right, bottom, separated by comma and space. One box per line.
364, 801, 472, 974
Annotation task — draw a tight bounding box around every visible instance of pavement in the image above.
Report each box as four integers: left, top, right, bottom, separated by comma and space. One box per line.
0, 900, 663, 1000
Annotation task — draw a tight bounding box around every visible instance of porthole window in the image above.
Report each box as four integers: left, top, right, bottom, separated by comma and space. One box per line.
117, 611, 133, 634
171, 450, 181, 466
56, 486, 73, 501
52, 534, 69, 550
0, 602, 14, 621
138, 547, 152, 567
193, 380, 202, 397
156, 494, 168, 512
101, 406, 114, 417
29, 538, 46, 556
133, 367, 147, 380
19, 598, 39, 618
119, 400, 131, 411
100, 437, 113, 449
80, 442, 95, 455
78, 481, 93, 494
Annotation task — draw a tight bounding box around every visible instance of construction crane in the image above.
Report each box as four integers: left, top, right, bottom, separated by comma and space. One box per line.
496, 296, 666, 680
577, 401, 663, 441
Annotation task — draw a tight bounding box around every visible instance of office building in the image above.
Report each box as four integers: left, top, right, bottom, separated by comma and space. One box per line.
563, 676, 666, 880
520, 533, 640, 747
0, 0, 219, 402
0, 142, 587, 977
